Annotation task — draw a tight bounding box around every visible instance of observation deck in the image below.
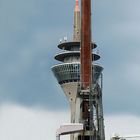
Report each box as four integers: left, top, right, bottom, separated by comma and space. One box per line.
52, 63, 103, 84
52, 41, 103, 85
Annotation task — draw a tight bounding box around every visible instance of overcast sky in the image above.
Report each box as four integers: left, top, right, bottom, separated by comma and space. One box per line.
0, 0, 140, 139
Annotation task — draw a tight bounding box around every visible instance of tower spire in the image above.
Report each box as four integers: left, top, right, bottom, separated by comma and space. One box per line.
73, 0, 80, 41
75, 0, 80, 11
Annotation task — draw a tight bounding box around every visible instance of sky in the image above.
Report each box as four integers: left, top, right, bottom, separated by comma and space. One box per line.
0, 0, 140, 139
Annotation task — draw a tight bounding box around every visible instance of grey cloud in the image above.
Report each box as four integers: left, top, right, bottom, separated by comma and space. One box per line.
0, 0, 70, 109
0, 0, 140, 115
92, 0, 140, 115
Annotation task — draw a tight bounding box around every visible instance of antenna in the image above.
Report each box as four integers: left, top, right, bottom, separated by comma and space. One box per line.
59, 39, 62, 43
64, 36, 67, 42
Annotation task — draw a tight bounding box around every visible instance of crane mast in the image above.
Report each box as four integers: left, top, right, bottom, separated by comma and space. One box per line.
80, 0, 105, 140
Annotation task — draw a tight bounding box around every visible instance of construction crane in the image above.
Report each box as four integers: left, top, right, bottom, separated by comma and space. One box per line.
111, 134, 140, 140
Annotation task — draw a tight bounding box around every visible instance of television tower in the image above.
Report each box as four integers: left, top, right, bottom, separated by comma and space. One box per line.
52, 0, 105, 140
